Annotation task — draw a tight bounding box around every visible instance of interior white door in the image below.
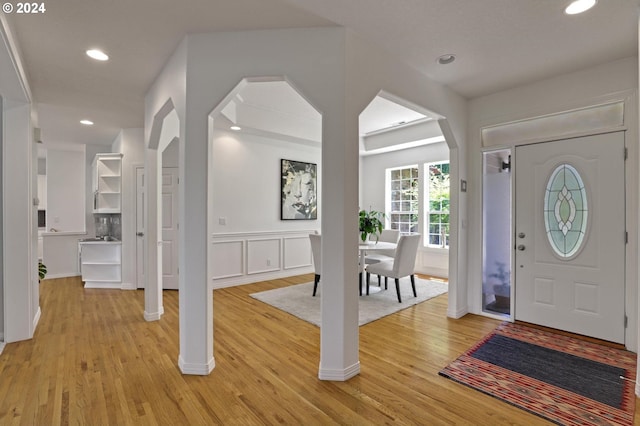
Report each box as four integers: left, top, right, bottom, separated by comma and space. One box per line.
135, 167, 145, 289
161, 167, 179, 290
515, 132, 625, 343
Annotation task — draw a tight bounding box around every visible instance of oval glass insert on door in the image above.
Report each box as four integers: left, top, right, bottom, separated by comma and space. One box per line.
543, 163, 588, 258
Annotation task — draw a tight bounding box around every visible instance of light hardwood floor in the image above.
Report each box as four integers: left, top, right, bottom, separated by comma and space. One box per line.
0, 275, 637, 425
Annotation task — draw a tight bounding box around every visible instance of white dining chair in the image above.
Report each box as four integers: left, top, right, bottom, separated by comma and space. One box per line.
365, 229, 400, 288
309, 233, 322, 296
365, 234, 421, 302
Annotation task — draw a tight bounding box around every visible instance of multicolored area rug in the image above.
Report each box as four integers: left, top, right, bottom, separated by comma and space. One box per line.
439, 322, 637, 426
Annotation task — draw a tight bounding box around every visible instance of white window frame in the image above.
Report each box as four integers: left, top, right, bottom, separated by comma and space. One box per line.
385, 165, 419, 235
425, 161, 450, 249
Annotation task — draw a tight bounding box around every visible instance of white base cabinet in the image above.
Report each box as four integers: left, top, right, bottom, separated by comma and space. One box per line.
79, 241, 122, 288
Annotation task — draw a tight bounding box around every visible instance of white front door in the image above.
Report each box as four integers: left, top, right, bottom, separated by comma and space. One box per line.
161, 167, 179, 290
515, 132, 626, 343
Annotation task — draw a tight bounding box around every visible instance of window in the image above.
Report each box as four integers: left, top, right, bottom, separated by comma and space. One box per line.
426, 162, 450, 248
387, 166, 419, 234
544, 163, 588, 258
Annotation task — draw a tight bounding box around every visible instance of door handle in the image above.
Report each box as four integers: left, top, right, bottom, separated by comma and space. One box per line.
517, 245, 525, 251
136, 232, 144, 237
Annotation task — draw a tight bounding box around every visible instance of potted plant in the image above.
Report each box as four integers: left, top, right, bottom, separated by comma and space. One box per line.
38, 260, 47, 282
489, 261, 510, 308
359, 209, 385, 242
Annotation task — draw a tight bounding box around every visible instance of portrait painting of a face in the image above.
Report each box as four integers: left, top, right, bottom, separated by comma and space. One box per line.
281, 159, 317, 220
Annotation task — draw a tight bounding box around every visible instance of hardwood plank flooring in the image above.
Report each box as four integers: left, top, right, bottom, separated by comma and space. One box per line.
0, 275, 637, 425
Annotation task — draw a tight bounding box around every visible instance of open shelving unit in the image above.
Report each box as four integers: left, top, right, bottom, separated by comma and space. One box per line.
93, 153, 123, 213
79, 241, 122, 288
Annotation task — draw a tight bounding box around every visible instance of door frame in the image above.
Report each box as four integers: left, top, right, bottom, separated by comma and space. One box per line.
135, 164, 145, 289
478, 97, 637, 350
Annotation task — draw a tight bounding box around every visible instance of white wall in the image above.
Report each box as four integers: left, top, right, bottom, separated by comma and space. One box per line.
42, 234, 82, 278
162, 134, 179, 167
209, 128, 319, 287
112, 129, 144, 289
467, 57, 638, 349
360, 141, 450, 277
46, 147, 85, 232
211, 129, 321, 233
0, 96, 3, 339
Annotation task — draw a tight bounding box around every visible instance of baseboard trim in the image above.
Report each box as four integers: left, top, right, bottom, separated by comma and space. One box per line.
120, 282, 136, 290
45, 273, 81, 280
84, 282, 121, 289
178, 355, 215, 375
318, 361, 360, 381
32, 306, 41, 332
144, 307, 164, 322
212, 267, 314, 289
0, 341, 4, 356
448, 306, 468, 319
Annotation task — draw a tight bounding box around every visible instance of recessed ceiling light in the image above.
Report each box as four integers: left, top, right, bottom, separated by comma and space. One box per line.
437, 54, 456, 65
80, 119, 94, 126
230, 125, 241, 131
565, 0, 597, 15
86, 49, 109, 61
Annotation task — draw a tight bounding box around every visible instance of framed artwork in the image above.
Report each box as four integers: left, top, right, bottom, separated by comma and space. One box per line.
281, 159, 317, 220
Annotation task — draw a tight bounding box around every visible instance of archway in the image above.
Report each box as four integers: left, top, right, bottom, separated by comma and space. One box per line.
358, 91, 460, 317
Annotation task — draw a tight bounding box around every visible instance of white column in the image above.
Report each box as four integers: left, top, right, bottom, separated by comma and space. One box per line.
318, 111, 360, 381
3, 101, 37, 342
178, 118, 214, 375
144, 147, 163, 321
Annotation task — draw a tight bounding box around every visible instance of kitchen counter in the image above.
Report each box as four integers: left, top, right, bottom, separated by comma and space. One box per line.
79, 238, 121, 244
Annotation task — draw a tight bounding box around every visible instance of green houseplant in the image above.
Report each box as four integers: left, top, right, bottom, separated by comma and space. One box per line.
38, 260, 47, 281
359, 209, 385, 242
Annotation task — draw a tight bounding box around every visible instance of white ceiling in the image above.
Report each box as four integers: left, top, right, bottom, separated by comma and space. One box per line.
4, 0, 637, 148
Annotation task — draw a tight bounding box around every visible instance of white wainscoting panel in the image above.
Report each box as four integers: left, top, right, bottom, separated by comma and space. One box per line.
211, 230, 316, 288
247, 238, 281, 275
211, 240, 244, 280
283, 236, 312, 270
415, 248, 449, 279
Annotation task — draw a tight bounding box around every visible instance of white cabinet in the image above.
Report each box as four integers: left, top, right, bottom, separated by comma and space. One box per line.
79, 241, 122, 288
93, 153, 123, 213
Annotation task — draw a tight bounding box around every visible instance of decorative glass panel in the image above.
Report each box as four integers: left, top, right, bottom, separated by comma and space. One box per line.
544, 164, 588, 258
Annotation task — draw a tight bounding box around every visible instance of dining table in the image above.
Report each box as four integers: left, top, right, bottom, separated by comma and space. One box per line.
358, 241, 397, 295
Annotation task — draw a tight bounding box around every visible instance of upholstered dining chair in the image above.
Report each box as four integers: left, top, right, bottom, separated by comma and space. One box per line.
364, 233, 421, 303
365, 229, 400, 289
309, 233, 321, 296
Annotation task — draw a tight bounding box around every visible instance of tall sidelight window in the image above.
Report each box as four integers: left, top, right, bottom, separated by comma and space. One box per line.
425, 161, 450, 248
386, 165, 419, 234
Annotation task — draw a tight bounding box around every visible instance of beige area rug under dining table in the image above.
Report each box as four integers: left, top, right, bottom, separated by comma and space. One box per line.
250, 277, 448, 326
